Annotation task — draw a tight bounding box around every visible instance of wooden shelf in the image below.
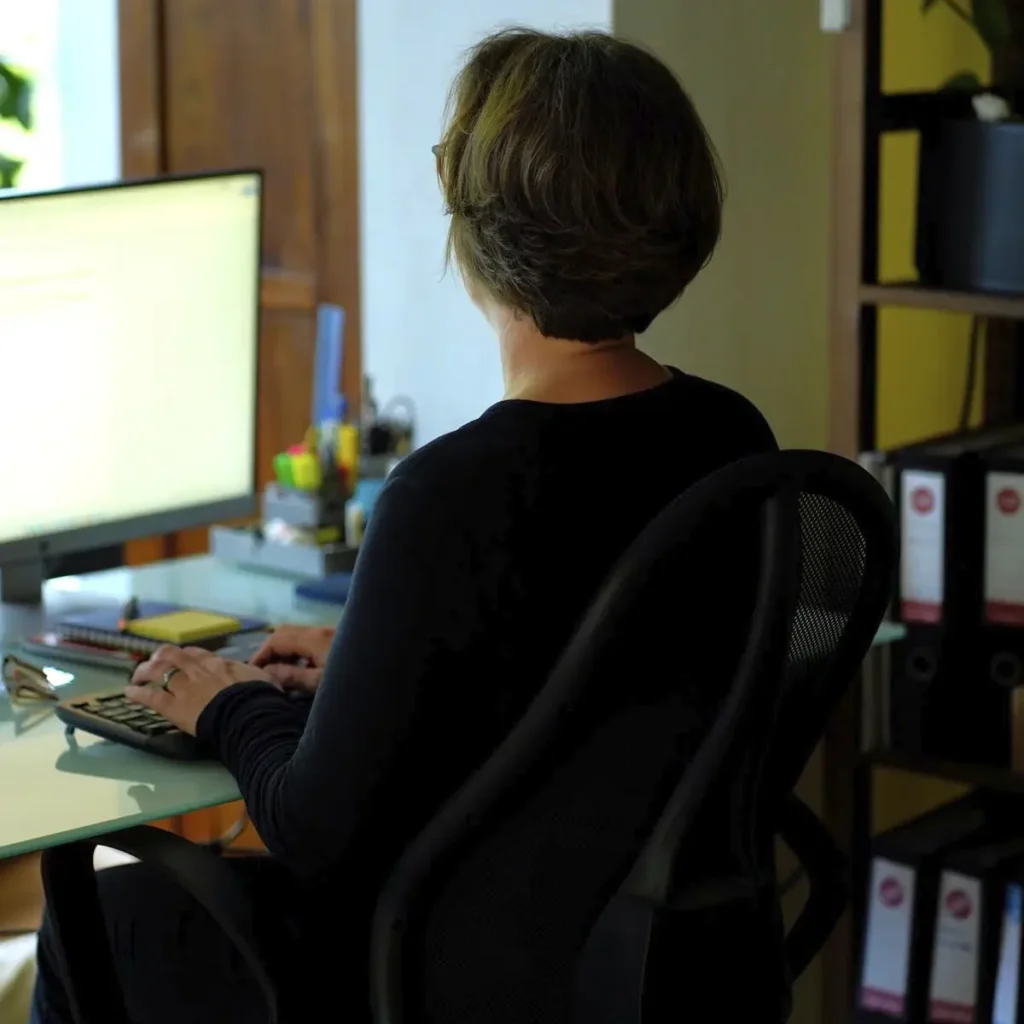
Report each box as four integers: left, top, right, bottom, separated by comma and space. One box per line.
878, 89, 973, 132
866, 749, 1024, 794
859, 283, 1024, 320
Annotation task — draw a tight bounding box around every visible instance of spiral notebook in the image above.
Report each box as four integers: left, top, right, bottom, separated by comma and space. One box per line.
18, 601, 266, 671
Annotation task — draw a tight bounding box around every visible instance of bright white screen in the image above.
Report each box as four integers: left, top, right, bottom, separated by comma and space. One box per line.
0, 174, 259, 545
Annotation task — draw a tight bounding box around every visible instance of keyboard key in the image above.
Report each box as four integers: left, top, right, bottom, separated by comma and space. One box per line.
139, 721, 174, 735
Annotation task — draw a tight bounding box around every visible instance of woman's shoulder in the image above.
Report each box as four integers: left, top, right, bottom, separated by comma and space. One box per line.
670, 371, 777, 453
386, 371, 776, 502
620, 369, 775, 460
381, 415, 517, 497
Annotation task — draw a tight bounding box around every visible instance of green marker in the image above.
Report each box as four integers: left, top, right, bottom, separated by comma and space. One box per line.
273, 452, 295, 489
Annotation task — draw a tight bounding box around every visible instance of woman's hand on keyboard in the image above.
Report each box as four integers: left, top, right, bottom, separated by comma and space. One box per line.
250, 625, 333, 667
127, 645, 276, 735
262, 662, 324, 695
249, 625, 335, 695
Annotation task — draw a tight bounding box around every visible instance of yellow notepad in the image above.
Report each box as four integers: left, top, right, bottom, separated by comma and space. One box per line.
125, 610, 241, 644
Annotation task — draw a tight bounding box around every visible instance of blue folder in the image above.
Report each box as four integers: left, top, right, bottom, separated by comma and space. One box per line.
295, 573, 353, 605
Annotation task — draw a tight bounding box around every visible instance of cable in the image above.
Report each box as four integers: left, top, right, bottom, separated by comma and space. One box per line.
959, 316, 983, 432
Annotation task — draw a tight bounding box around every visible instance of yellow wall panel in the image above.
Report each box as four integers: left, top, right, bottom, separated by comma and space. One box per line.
881, 0, 988, 94
875, 4, 989, 453
872, 771, 969, 836
877, 307, 981, 448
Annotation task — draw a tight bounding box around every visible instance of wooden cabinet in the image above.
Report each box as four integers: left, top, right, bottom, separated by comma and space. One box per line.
119, 0, 360, 563
117, 0, 358, 836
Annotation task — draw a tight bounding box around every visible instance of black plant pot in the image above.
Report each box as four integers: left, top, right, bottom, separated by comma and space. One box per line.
917, 118, 1024, 294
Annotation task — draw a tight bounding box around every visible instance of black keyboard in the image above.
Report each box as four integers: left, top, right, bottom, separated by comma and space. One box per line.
55, 689, 200, 760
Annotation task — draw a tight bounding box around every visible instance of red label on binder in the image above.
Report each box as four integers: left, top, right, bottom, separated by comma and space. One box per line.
998, 488, 1021, 515
929, 999, 974, 1024
912, 487, 936, 514
902, 601, 942, 623
862, 988, 906, 1016
986, 601, 1024, 625
880, 877, 905, 908
945, 889, 973, 920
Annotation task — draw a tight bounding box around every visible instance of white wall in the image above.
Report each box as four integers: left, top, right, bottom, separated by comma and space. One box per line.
609, 7, 833, 1022
0, 0, 119, 191
56, 0, 120, 186
359, 0, 613, 444
614, 0, 831, 451
359, 0, 828, 450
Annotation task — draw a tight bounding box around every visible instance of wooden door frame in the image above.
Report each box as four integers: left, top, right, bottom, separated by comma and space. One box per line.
119, 0, 172, 563
825, 0, 868, 1019
117, 0, 361, 562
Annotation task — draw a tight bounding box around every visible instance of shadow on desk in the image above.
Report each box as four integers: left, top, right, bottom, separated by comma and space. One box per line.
54, 738, 237, 819
0, 698, 57, 738
55, 741, 189, 786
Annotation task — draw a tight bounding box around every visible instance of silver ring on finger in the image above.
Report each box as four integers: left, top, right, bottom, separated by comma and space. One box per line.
161, 667, 182, 692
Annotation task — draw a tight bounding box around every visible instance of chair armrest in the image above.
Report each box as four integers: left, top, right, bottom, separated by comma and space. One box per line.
40, 825, 279, 1024
777, 793, 849, 981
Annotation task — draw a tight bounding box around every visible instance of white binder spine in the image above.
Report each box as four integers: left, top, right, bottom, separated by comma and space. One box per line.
900, 470, 946, 623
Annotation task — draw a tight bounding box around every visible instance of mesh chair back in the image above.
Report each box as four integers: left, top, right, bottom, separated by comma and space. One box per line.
770, 488, 884, 795
371, 450, 896, 1024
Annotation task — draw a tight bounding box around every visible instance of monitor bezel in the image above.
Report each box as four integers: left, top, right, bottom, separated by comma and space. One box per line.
0, 168, 263, 571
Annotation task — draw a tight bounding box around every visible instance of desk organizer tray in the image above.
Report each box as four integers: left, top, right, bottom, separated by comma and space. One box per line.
209, 525, 358, 579
261, 483, 345, 528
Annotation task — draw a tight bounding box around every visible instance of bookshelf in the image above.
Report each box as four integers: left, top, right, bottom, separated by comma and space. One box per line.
858, 283, 1024, 320
865, 750, 1024, 796
826, 0, 1024, 1018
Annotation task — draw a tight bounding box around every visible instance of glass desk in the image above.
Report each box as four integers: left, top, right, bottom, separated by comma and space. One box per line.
0, 556, 342, 859
0, 556, 904, 860
872, 622, 904, 647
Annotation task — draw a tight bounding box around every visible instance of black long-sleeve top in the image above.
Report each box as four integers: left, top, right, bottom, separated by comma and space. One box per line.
196, 369, 776, 933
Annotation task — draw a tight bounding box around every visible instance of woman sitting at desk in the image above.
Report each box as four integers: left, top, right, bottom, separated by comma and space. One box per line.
33, 26, 775, 1024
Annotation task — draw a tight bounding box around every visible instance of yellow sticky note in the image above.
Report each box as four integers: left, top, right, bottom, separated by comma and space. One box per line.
126, 610, 241, 644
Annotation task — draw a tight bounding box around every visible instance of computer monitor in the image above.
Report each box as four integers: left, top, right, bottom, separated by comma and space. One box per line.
0, 171, 261, 604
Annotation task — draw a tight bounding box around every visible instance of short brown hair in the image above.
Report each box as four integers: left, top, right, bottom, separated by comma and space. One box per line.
437, 28, 723, 342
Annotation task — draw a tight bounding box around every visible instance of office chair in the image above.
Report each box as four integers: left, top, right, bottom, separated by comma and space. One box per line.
40, 449, 896, 1024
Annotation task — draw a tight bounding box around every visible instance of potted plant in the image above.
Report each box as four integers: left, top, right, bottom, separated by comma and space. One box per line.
0, 56, 32, 188
916, 0, 1024, 293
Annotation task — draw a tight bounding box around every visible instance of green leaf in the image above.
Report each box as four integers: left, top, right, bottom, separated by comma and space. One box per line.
942, 70, 985, 90
0, 154, 24, 189
922, 0, 941, 10
0, 63, 32, 130
15, 79, 32, 131
972, 0, 1013, 48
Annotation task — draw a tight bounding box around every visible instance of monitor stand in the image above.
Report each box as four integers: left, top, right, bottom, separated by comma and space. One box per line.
0, 561, 45, 605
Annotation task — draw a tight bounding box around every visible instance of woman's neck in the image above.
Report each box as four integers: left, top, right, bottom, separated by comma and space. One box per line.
495, 310, 671, 404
